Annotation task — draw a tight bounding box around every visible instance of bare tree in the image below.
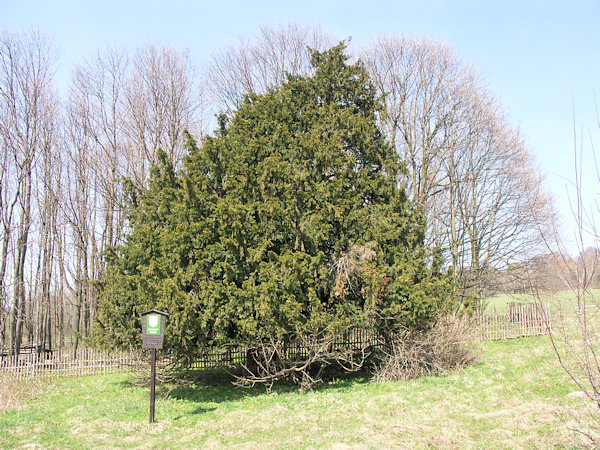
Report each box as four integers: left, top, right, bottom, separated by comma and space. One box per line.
32, 86, 61, 354
205, 22, 332, 114
61, 48, 131, 348
0, 88, 18, 348
363, 36, 467, 221
125, 43, 203, 186
447, 98, 554, 305
0, 30, 58, 355
364, 35, 554, 308
71, 47, 129, 251
64, 81, 100, 355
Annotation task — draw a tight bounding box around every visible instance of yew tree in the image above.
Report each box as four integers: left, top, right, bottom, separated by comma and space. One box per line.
93, 43, 454, 359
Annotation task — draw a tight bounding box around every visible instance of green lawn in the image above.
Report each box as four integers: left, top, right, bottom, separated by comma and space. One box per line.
485, 288, 600, 313
485, 293, 537, 313
0, 335, 594, 448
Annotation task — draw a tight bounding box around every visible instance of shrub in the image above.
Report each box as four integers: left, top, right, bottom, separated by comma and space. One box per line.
373, 313, 480, 382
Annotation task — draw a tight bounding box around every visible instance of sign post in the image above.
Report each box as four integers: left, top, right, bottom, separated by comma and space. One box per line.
141, 309, 168, 424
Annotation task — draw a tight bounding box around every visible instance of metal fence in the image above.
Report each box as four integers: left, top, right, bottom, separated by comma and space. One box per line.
185, 327, 384, 371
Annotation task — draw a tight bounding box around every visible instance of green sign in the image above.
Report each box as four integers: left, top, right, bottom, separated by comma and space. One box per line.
146, 314, 161, 335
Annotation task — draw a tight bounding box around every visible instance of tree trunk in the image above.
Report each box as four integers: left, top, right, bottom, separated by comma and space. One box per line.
10, 164, 32, 356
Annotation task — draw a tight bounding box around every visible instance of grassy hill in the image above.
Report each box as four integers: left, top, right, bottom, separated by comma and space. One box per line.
485, 288, 600, 313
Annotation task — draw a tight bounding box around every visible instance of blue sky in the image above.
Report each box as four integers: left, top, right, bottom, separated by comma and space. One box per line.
3, 0, 600, 250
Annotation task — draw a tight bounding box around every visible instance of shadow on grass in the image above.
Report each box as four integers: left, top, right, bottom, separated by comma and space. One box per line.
159, 365, 374, 407
173, 405, 217, 417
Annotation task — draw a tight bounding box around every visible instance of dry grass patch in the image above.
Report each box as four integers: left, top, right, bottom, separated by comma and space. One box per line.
0, 375, 54, 412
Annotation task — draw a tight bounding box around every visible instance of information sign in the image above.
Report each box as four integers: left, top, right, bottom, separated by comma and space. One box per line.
141, 309, 169, 423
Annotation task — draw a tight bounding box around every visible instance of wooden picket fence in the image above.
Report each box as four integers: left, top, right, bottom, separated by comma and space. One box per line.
0, 303, 551, 379
0, 347, 142, 380
481, 302, 551, 341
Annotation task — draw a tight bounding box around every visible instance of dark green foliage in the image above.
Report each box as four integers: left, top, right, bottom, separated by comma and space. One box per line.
92, 43, 455, 360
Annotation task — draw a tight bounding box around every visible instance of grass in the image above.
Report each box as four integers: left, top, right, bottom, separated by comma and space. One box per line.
486, 288, 600, 313
0, 335, 594, 448
485, 292, 538, 313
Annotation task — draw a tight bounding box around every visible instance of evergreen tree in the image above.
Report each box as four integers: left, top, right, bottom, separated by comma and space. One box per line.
93, 43, 455, 360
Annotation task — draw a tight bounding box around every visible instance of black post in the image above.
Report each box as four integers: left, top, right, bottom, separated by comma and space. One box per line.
149, 348, 156, 423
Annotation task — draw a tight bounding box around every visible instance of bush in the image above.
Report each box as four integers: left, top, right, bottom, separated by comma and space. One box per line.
373, 313, 480, 382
